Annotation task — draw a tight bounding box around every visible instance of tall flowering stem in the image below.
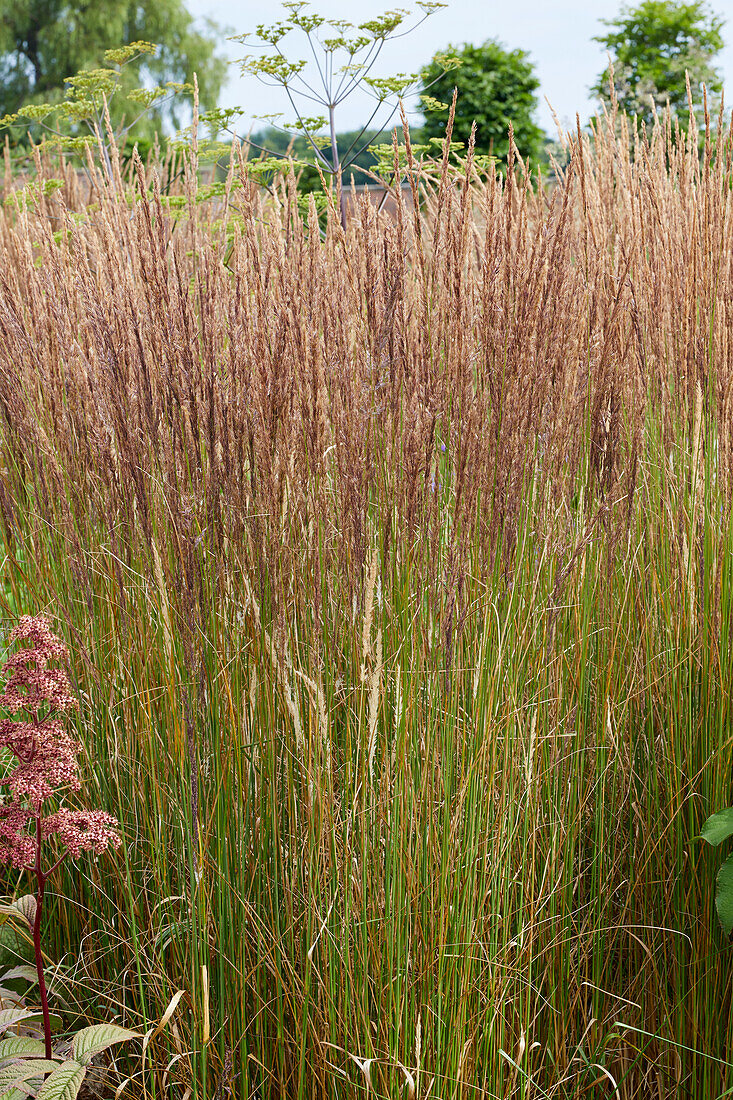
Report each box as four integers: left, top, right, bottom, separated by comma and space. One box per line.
0, 616, 121, 1059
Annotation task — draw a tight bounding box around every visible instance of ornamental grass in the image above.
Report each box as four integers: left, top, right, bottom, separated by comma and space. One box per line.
0, 106, 730, 1096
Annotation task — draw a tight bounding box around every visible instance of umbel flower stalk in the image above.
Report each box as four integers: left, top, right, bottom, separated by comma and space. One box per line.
0, 616, 120, 1058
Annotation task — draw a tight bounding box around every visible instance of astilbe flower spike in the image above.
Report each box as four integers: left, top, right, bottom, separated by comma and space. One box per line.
0, 615, 121, 1058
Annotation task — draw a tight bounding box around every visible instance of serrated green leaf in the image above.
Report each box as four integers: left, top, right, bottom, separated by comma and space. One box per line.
0, 1009, 61, 1034
1, 967, 39, 985
72, 1024, 138, 1066
700, 808, 733, 847
717, 853, 733, 936
12, 898, 35, 932
0, 1038, 47, 1059
35, 1061, 85, 1100
0, 1058, 60, 1091
0, 1010, 42, 1032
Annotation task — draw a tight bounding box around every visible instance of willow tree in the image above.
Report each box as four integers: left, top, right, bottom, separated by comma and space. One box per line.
0, 0, 226, 136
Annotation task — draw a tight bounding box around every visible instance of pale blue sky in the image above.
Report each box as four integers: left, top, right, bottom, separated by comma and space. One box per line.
185, 0, 733, 135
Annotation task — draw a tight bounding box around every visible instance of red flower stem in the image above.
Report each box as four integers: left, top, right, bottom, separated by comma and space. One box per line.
46, 854, 65, 878
33, 814, 52, 1060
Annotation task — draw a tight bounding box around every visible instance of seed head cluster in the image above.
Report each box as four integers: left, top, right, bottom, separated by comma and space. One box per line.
0, 616, 120, 869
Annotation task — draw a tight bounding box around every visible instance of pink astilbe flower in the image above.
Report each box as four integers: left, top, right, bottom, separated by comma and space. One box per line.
0, 802, 34, 869
0, 614, 122, 1059
43, 810, 121, 858
0, 616, 76, 715
0, 615, 120, 853
0, 618, 84, 813
0, 719, 82, 802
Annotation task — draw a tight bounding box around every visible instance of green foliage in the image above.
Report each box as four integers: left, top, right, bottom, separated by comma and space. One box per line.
0, 45, 193, 160
700, 808, 733, 935
699, 807, 733, 846
591, 0, 724, 126
0, 899, 33, 971
0, 0, 227, 141
34, 1062, 85, 1099
72, 1023, 138, 1065
369, 138, 432, 174
420, 39, 544, 164
245, 124, 389, 188
0, 1037, 47, 1057
9, 98, 733, 1098
0, 952, 137, 1097
715, 855, 733, 937
366, 134, 491, 177
0, 1060, 62, 1095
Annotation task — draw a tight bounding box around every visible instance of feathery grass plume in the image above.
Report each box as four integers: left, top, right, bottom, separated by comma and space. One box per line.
0, 97, 733, 1096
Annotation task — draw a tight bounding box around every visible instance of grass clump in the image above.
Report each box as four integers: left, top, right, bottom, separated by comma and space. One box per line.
0, 109, 730, 1098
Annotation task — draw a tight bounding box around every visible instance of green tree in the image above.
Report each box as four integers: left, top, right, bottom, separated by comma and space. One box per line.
0, 41, 198, 176
591, 1, 724, 126
420, 40, 543, 164
0, 0, 226, 134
